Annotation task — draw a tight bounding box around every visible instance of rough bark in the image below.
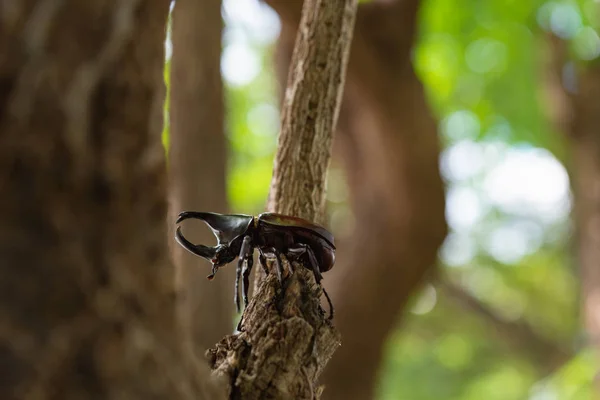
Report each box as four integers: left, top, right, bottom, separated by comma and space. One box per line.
208, 0, 358, 398
168, 0, 234, 354
0, 2, 224, 399
267, 0, 357, 224
208, 268, 340, 399
268, 1, 447, 399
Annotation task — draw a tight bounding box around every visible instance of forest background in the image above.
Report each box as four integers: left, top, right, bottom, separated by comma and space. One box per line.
164, 0, 600, 399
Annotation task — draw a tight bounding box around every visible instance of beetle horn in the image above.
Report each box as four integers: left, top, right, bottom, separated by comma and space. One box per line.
175, 226, 218, 260
176, 211, 212, 224
176, 211, 253, 245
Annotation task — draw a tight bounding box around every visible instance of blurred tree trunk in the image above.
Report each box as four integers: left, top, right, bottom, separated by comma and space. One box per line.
570, 64, 600, 382
267, 1, 447, 399
544, 32, 600, 392
168, 0, 234, 354
0, 2, 224, 399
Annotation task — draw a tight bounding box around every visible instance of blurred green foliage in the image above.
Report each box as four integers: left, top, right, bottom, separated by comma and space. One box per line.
224, 46, 279, 212
377, 0, 600, 398
415, 0, 552, 150
163, 0, 600, 398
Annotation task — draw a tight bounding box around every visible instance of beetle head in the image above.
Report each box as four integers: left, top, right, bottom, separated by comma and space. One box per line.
175, 225, 238, 280
175, 211, 253, 280
211, 243, 237, 267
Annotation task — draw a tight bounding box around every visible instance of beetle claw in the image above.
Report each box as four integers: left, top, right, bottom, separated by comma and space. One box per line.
207, 271, 216, 280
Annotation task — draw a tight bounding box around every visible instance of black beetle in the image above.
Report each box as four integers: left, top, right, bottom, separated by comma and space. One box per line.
175, 211, 336, 319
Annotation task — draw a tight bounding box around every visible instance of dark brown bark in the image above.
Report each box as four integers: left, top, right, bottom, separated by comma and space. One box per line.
0, 2, 223, 398
208, 0, 357, 398
168, 0, 234, 354
208, 268, 340, 399
268, 1, 447, 399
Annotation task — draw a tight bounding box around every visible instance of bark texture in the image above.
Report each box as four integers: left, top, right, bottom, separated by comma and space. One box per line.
268, 1, 447, 399
208, 0, 358, 398
208, 267, 339, 399
0, 2, 224, 399
267, 0, 357, 224
168, 0, 234, 354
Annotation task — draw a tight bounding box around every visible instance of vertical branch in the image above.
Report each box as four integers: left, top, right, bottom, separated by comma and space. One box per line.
207, 0, 358, 398
267, 0, 357, 224
267, 1, 447, 398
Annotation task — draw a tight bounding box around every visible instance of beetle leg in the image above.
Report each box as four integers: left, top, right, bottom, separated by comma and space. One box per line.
236, 251, 254, 333
289, 244, 333, 320
258, 248, 269, 275
286, 246, 305, 269
235, 261, 242, 313
303, 245, 334, 319
274, 252, 284, 284
263, 247, 284, 284
242, 251, 254, 308
288, 244, 322, 282
322, 287, 334, 320
235, 236, 252, 313
234, 265, 242, 313
303, 245, 323, 283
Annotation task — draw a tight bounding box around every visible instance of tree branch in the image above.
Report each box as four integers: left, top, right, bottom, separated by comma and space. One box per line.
567, 49, 600, 375
267, 0, 357, 223
439, 280, 572, 375
269, 2, 447, 399
207, 0, 358, 398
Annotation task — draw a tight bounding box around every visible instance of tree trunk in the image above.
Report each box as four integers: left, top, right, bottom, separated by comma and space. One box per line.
268, 1, 447, 399
542, 30, 600, 394
207, 0, 358, 398
168, 0, 234, 354
0, 2, 223, 398
570, 64, 600, 390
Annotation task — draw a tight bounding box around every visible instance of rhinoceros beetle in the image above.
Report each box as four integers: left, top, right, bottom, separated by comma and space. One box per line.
175, 211, 336, 319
